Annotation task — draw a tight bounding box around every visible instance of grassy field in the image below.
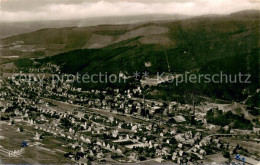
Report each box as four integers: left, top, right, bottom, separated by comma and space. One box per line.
0, 121, 73, 164
220, 137, 260, 157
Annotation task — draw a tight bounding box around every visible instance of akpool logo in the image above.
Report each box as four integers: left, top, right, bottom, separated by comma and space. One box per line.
235, 154, 246, 162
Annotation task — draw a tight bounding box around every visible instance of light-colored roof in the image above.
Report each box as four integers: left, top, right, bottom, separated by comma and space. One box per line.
173, 115, 186, 123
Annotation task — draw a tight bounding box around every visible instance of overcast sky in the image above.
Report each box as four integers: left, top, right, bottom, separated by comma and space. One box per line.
0, 0, 259, 22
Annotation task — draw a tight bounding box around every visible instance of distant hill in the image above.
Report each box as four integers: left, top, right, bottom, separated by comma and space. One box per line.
230, 9, 260, 18
0, 14, 189, 39
1, 10, 258, 61
1, 10, 259, 104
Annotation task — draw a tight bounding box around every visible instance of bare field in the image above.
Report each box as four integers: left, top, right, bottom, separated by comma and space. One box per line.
203, 153, 228, 164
